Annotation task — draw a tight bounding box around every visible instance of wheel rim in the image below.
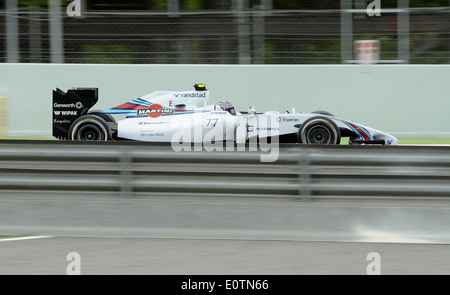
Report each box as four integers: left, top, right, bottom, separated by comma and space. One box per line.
306, 126, 332, 144
76, 124, 104, 141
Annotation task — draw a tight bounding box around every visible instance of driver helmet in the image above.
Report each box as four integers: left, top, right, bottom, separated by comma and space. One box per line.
217, 101, 236, 115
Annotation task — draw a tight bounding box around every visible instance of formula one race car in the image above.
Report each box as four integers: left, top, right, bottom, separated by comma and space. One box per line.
52, 83, 398, 145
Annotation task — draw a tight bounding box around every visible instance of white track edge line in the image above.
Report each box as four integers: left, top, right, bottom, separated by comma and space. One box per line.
0, 235, 51, 242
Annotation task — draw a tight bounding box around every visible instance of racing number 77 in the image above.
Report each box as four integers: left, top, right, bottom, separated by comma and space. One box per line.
206, 118, 218, 128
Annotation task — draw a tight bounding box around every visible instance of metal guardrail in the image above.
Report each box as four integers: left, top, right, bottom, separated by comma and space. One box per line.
0, 140, 449, 200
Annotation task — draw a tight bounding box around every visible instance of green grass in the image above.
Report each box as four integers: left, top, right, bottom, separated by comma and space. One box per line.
3, 137, 450, 145
3, 137, 56, 140
340, 138, 450, 145
397, 138, 450, 145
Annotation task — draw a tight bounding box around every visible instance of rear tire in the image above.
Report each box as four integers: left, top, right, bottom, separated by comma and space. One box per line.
88, 110, 116, 123
298, 116, 341, 145
69, 115, 110, 141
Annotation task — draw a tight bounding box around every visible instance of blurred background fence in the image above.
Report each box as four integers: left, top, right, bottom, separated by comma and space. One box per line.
0, 0, 449, 64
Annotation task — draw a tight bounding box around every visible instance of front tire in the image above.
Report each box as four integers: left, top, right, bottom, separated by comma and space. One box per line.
312, 110, 335, 117
298, 116, 341, 145
69, 115, 110, 141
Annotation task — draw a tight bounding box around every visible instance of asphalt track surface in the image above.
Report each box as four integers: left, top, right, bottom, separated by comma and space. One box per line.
1, 141, 449, 275
1, 236, 449, 275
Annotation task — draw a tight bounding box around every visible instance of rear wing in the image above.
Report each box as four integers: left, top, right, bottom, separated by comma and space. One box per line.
52, 87, 98, 139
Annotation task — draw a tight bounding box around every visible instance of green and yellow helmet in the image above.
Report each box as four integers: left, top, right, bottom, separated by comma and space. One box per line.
194, 83, 207, 91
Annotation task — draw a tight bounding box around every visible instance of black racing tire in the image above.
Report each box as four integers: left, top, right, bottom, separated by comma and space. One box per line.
312, 110, 335, 117
88, 110, 116, 123
298, 116, 341, 145
69, 115, 111, 141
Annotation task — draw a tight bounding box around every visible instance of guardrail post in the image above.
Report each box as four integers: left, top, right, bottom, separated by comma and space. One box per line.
120, 149, 133, 197
298, 147, 312, 201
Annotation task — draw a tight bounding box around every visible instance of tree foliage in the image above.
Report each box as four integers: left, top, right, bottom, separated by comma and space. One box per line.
12, 0, 450, 10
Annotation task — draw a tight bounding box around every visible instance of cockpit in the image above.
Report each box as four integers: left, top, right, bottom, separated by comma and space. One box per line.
216, 101, 236, 115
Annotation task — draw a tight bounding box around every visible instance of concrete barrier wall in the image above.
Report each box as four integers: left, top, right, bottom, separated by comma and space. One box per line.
0, 63, 449, 138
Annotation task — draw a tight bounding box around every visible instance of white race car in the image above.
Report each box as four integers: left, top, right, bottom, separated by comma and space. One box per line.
52, 83, 398, 145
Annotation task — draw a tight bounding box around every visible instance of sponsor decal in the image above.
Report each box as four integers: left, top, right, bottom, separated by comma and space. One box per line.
54, 110, 78, 116
53, 119, 71, 124
137, 104, 174, 118
277, 117, 299, 123
256, 127, 279, 131
138, 121, 169, 125
172, 92, 207, 98
140, 131, 165, 137
53, 102, 83, 109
